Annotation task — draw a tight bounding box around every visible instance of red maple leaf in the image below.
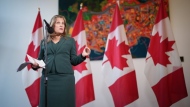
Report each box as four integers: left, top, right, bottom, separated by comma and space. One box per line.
104, 36, 130, 70
148, 32, 175, 66
73, 41, 87, 73
25, 41, 40, 71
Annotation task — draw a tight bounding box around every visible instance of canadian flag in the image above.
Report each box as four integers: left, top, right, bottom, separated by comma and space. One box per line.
144, 0, 188, 107
22, 11, 43, 107
71, 10, 95, 107
102, 4, 139, 107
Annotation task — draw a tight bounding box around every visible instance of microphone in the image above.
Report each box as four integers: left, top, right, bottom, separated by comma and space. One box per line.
43, 19, 54, 34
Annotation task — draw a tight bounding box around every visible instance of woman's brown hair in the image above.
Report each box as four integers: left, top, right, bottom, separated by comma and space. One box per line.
47, 15, 67, 41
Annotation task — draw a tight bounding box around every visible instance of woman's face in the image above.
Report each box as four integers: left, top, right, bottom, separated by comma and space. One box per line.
54, 17, 65, 34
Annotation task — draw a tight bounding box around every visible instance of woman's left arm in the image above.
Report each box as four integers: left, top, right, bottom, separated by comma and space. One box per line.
82, 47, 91, 57
70, 38, 90, 66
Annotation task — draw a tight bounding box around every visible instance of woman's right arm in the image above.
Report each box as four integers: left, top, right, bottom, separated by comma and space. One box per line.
31, 62, 39, 70
31, 40, 45, 70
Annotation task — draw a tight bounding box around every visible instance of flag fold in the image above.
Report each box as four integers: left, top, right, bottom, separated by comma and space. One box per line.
144, 0, 188, 107
102, 4, 139, 107
22, 11, 43, 107
71, 10, 95, 107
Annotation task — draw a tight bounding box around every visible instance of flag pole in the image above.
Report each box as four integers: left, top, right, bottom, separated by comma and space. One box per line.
116, 0, 120, 7
80, 3, 83, 10
40, 7, 49, 107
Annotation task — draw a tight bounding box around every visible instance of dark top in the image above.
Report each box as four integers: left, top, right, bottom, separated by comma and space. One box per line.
36, 36, 86, 107
37, 36, 86, 74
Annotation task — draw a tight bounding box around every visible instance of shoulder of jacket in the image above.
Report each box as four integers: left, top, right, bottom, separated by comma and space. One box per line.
66, 36, 74, 41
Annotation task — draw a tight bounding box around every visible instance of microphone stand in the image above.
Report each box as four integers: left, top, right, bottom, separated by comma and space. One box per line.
42, 21, 48, 107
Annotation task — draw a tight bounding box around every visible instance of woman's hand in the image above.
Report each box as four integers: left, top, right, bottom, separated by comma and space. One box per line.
82, 47, 91, 57
31, 62, 39, 68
